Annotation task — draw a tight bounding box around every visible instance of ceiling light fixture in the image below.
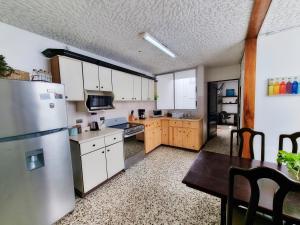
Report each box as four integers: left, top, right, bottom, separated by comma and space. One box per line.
140, 32, 176, 58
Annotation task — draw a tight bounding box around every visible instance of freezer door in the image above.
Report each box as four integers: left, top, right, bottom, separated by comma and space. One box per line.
0, 129, 75, 225
0, 80, 68, 139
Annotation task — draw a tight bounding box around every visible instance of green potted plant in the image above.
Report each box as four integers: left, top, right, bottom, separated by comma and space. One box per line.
0, 54, 14, 77
277, 150, 300, 181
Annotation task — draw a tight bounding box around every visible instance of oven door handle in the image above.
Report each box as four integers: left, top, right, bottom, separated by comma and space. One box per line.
124, 129, 144, 138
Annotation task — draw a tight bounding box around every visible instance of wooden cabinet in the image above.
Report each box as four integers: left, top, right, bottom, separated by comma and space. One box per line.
51, 56, 84, 101
106, 142, 125, 178
143, 120, 161, 153
161, 120, 169, 145
99, 66, 112, 92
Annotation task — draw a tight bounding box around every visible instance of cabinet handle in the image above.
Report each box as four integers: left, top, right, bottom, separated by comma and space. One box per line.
102, 151, 105, 153
107, 149, 110, 152
101, 86, 103, 88
96, 86, 99, 88
122, 97, 125, 100
114, 137, 116, 140
92, 144, 96, 147
65, 96, 68, 99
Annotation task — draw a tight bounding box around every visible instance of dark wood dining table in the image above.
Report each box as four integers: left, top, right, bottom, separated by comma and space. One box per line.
182, 151, 300, 225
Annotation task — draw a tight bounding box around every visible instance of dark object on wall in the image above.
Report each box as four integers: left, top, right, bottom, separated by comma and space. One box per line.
42, 49, 156, 81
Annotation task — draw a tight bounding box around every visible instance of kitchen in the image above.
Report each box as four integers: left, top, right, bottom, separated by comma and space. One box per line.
1, 1, 300, 225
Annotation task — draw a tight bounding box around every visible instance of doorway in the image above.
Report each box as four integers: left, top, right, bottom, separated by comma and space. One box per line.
207, 79, 240, 152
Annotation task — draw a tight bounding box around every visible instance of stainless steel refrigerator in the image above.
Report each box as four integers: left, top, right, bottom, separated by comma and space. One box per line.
0, 79, 75, 225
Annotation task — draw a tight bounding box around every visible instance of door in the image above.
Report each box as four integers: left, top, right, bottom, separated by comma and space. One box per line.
82, 62, 99, 91
106, 142, 125, 178
207, 82, 218, 140
112, 70, 133, 100
141, 78, 149, 100
58, 56, 84, 101
0, 130, 75, 225
99, 66, 112, 92
81, 148, 107, 192
148, 79, 155, 101
133, 76, 142, 100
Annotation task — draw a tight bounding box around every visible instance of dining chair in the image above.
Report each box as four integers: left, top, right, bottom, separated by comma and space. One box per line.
230, 128, 265, 161
227, 166, 300, 225
279, 132, 300, 153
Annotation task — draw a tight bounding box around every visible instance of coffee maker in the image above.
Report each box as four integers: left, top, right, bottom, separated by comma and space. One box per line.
138, 109, 146, 119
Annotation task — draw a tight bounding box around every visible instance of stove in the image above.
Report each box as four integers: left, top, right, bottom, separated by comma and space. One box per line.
105, 117, 145, 169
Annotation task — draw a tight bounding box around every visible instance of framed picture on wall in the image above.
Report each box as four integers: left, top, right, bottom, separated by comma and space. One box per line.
268, 77, 300, 96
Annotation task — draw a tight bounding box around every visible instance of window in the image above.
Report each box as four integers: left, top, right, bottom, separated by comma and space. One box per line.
156, 69, 196, 110
175, 69, 196, 109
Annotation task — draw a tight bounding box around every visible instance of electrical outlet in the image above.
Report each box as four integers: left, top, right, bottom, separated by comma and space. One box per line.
76, 119, 83, 124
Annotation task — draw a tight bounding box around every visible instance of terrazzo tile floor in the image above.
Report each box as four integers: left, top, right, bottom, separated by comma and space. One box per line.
56, 126, 235, 225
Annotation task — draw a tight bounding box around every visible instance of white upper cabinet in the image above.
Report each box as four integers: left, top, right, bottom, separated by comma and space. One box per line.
141, 78, 149, 101
99, 66, 112, 92
133, 76, 142, 101
174, 69, 196, 109
82, 62, 99, 91
112, 70, 133, 100
157, 73, 174, 109
148, 79, 155, 101
58, 56, 84, 101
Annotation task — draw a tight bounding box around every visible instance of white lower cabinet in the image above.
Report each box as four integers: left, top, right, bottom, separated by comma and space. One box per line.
70, 132, 124, 196
81, 148, 107, 192
106, 142, 125, 178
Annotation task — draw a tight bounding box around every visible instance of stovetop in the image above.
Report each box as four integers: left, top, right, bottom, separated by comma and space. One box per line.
109, 123, 141, 130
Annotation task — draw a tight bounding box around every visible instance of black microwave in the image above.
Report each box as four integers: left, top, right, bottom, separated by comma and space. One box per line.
86, 94, 114, 111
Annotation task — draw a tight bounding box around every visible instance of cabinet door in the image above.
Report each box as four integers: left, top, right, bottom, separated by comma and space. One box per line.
82, 62, 99, 91
168, 127, 174, 146
157, 74, 174, 109
173, 127, 183, 147
112, 70, 133, 100
183, 128, 200, 150
133, 76, 142, 100
148, 79, 155, 101
58, 56, 84, 101
106, 142, 125, 178
81, 149, 107, 192
155, 127, 162, 147
99, 66, 112, 92
161, 120, 169, 145
141, 78, 149, 100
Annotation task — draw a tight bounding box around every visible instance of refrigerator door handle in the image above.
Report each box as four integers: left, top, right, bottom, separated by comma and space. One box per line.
25, 149, 45, 171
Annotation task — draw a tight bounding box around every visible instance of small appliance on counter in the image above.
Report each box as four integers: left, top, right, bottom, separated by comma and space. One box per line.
171, 111, 184, 118
90, 121, 99, 131
152, 110, 163, 117
138, 109, 146, 119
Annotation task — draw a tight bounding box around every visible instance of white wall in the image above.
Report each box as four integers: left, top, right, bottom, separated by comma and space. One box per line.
205, 64, 241, 82
255, 27, 300, 162
0, 22, 155, 128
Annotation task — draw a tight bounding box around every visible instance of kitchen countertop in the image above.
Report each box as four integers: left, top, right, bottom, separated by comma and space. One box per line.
69, 127, 123, 144
130, 117, 202, 125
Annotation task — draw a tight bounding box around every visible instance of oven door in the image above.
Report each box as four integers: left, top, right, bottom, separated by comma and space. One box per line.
124, 133, 145, 169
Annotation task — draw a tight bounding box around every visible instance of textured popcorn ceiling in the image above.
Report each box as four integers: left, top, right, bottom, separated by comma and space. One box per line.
260, 0, 300, 35
0, 0, 254, 74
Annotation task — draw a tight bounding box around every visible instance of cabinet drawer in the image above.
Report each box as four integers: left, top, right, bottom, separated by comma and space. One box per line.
80, 138, 105, 155
182, 121, 200, 129
169, 120, 183, 127
105, 133, 123, 146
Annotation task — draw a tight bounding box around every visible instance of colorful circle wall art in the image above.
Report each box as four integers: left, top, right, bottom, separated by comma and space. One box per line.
268, 77, 300, 96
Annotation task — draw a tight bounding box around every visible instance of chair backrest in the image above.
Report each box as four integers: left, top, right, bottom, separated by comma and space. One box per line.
227, 166, 300, 225
279, 132, 300, 154
230, 128, 265, 161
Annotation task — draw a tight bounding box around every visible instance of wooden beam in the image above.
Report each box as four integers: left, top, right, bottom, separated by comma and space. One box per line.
242, 0, 271, 158
247, 0, 272, 39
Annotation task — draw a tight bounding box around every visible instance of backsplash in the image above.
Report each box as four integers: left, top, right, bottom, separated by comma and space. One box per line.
66, 101, 156, 128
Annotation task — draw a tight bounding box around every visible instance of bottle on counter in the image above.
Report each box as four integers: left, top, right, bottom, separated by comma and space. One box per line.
279, 78, 286, 94
286, 77, 292, 94
292, 77, 299, 94
273, 78, 280, 95
268, 79, 274, 96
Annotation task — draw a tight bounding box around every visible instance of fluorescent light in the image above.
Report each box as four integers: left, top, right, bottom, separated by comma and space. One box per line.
140, 32, 176, 58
